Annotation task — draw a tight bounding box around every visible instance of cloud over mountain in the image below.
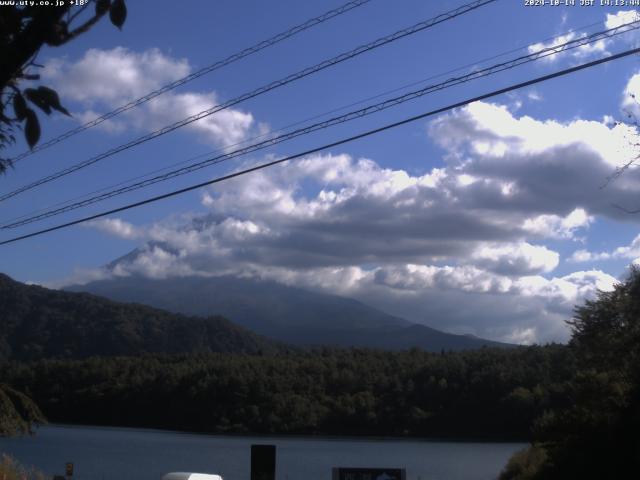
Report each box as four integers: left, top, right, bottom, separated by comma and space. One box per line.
79, 95, 633, 344
63, 31, 640, 346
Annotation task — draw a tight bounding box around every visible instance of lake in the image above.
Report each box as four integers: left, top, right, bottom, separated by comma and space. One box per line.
0, 425, 526, 480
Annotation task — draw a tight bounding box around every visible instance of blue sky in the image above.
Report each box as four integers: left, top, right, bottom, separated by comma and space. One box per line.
2, 0, 640, 343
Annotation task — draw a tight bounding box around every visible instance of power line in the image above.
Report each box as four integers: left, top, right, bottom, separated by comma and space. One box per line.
3, 19, 637, 229
9, 0, 373, 164
2, 45, 638, 247
0, 0, 498, 203
0, 14, 611, 227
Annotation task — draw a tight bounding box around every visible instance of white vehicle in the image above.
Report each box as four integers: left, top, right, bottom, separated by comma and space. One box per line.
162, 472, 223, 480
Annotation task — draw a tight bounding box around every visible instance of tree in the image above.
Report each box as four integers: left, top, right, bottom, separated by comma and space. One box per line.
569, 265, 640, 375
0, 0, 127, 174
0, 384, 45, 436
500, 267, 640, 479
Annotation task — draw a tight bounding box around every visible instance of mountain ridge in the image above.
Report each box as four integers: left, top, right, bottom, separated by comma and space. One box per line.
68, 274, 515, 351
0, 273, 281, 360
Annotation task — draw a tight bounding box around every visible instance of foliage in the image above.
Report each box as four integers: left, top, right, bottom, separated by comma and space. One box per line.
568, 265, 640, 376
0, 345, 573, 439
500, 266, 640, 479
0, 271, 576, 440
3, 266, 639, 465
0, 384, 45, 437
0, 0, 127, 173
498, 445, 549, 480
0, 454, 46, 480
0, 273, 282, 360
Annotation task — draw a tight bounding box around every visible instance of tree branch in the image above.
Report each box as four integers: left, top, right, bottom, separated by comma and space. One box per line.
58, 10, 108, 45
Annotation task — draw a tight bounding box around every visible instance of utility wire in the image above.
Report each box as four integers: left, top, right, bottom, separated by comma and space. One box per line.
0, 0, 498, 203
3, 20, 638, 229
1, 46, 638, 247
0, 14, 610, 227
9, 0, 373, 164
0, 9, 611, 230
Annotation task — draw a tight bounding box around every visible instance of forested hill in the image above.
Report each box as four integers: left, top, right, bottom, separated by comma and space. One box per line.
2, 346, 573, 440
0, 273, 281, 360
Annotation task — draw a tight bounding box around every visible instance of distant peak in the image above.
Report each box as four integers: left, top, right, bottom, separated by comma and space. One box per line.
0, 272, 15, 283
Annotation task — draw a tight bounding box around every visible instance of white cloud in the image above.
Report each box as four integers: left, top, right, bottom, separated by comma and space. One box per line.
266, 264, 615, 344
429, 101, 640, 221
622, 71, 640, 118
527, 91, 543, 102
526, 9, 640, 65
43, 47, 255, 147
79, 140, 620, 343
76, 222, 616, 344
374, 264, 512, 294
44, 47, 191, 103
74, 93, 638, 344
567, 249, 609, 263
522, 209, 593, 240
612, 233, 640, 258
430, 101, 634, 166
506, 327, 538, 345
569, 233, 640, 263
605, 10, 640, 30
86, 218, 142, 240
111, 245, 199, 279
514, 270, 616, 307
470, 242, 559, 275
528, 32, 608, 64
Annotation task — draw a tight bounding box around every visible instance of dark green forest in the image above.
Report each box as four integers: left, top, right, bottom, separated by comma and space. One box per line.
0, 273, 282, 360
1, 267, 640, 479
0, 345, 572, 440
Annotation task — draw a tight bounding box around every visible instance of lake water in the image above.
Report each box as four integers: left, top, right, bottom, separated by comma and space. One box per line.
0, 425, 526, 480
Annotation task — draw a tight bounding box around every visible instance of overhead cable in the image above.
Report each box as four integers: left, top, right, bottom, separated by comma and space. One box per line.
0, 0, 498, 202
4, 19, 637, 229
9, 0, 374, 164
2, 45, 638, 246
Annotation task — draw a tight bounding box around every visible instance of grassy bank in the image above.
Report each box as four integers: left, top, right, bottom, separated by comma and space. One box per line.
0, 454, 46, 480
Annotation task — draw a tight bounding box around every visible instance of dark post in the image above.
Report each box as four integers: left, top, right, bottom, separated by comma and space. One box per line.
251, 444, 276, 480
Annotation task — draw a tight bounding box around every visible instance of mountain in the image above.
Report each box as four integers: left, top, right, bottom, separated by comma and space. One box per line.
69, 275, 514, 351
0, 273, 280, 360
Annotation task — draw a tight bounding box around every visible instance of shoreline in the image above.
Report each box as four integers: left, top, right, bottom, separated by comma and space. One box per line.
38, 422, 530, 445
